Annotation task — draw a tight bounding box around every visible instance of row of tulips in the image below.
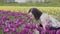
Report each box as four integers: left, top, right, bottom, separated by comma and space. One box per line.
0, 10, 60, 34
0, 10, 43, 34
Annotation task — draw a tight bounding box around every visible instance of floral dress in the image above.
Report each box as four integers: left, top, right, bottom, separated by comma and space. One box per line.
38, 13, 60, 30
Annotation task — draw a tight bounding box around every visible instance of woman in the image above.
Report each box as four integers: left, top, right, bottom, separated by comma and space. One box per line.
28, 8, 60, 34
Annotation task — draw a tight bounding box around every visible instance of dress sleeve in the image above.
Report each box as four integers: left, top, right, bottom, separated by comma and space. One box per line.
40, 14, 50, 30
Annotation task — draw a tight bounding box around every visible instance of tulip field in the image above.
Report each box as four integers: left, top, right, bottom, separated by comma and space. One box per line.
0, 6, 60, 21
0, 6, 60, 34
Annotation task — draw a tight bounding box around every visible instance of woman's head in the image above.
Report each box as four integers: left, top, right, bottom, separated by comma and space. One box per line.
28, 8, 42, 20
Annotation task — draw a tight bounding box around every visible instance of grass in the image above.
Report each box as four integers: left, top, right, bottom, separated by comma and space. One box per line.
0, 0, 60, 7
0, 2, 60, 7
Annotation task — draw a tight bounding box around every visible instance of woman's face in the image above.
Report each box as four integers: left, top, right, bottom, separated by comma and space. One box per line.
28, 12, 35, 19
28, 8, 43, 28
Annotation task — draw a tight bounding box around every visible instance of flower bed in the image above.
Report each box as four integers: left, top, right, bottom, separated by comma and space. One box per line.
0, 10, 60, 34
0, 10, 43, 34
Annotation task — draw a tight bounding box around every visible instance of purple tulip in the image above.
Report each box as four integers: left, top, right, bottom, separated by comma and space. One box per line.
48, 30, 56, 34
32, 23, 36, 29
3, 27, 10, 32
14, 19, 25, 28
0, 10, 52, 34
7, 31, 12, 34
45, 24, 51, 30
1, 16, 10, 21
14, 31, 19, 34
0, 26, 2, 30
56, 29, 60, 34
36, 25, 44, 31
10, 27, 16, 32
0, 10, 3, 14
7, 11, 14, 16
20, 28, 28, 34
41, 30, 46, 34
1, 20, 5, 25
24, 23, 31, 28
28, 29, 34, 34
10, 23, 16, 28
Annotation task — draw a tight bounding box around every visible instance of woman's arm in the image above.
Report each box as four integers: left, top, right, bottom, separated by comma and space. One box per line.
40, 13, 49, 30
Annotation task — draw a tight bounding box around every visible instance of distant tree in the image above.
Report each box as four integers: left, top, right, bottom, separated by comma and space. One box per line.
0, 0, 4, 3
45, 0, 51, 2
4, 0, 15, 3
28, 0, 51, 3
38, 0, 51, 3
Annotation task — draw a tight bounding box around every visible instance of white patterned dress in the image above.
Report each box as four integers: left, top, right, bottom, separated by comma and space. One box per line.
38, 13, 60, 30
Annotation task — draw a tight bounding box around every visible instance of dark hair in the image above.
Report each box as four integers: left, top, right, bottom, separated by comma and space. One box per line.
39, 24, 43, 27
28, 8, 42, 20
49, 27, 60, 30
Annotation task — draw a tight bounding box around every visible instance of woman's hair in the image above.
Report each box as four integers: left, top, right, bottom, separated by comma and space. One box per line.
28, 8, 42, 20
39, 24, 43, 27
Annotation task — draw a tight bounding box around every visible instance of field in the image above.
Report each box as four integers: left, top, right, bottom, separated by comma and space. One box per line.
0, 6, 60, 21
0, 0, 60, 7
0, 6, 60, 34
0, 2, 60, 7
